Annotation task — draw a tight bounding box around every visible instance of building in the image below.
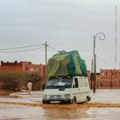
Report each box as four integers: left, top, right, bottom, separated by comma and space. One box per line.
1, 61, 120, 88
0, 61, 46, 77
100, 69, 120, 88
88, 69, 120, 88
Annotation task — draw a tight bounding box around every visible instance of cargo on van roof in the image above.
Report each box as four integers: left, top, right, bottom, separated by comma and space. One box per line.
47, 50, 87, 79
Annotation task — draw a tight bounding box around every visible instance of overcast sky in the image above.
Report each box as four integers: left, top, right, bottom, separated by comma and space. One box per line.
0, 0, 120, 72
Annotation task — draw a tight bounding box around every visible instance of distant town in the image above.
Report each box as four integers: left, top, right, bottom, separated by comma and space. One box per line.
0, 60, 119, 89
0, 61, 45, 77
0, 61, 46, 90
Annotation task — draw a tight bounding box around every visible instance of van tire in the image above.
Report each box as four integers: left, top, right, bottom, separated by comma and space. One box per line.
86, 96, 91, 102
42, 100, 50, 104
42, 100, 46, 104
71, 97, 76, 104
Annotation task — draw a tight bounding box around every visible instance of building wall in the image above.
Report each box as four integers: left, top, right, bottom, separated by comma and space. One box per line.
0, 66, 22, 72
100, 69, 120, 88
88, 69, 120, 88
1, 61, 120, 88
0, 61, 46, 78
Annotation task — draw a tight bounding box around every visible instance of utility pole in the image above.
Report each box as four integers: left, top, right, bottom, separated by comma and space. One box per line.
93, 32, 105, 93
111, 70, 112, 88
45, 42, 48, 81
90, 59, 93, 90
93, 35, 96, 93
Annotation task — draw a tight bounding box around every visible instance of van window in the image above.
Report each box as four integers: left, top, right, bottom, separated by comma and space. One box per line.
82, 79, 85, 87
74, 78, 79, 88
45, 78, 72, 89
80, 78, 85, 87
84, 79, 88, 86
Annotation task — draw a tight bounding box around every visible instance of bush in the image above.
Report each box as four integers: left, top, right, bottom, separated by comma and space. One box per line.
0, 72, 45, 91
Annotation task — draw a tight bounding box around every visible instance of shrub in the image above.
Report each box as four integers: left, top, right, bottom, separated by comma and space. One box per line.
0, 72, 45, 91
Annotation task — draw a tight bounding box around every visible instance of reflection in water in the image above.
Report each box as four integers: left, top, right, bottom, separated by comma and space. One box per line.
0, 104, 120, 120
42, 107, 89, 120
0, 104, 89, 120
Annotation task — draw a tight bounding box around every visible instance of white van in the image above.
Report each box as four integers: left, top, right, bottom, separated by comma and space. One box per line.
42, 76, 91, 104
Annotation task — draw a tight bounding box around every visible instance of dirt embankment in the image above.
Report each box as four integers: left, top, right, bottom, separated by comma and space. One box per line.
0, 90, 15, 96
0, 101, 120, 108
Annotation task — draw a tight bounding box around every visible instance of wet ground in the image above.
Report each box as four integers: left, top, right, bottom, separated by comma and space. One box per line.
0, 89, 120, 120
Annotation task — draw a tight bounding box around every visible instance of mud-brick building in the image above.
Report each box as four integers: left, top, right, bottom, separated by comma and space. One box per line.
89, 69, 120, 88
0, 61, 46, 77
100, 69, 120, 88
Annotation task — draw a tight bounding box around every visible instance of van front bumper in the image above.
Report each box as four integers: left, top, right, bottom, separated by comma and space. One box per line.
42, 98, 72, 104
42, 94, 72, 103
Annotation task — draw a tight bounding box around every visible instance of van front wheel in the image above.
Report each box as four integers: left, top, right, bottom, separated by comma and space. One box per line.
70, 97, 76, 104
86, 96, 91, 102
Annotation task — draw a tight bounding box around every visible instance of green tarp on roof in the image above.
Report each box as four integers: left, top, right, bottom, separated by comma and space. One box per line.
47, 50, 87, 79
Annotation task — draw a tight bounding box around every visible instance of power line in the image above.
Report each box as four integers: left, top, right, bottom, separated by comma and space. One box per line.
48, 45, 61, 53
97, 54, 113, 66
0, 46, 44, 53
0, 44, 43, 51
82, 56, 93, 59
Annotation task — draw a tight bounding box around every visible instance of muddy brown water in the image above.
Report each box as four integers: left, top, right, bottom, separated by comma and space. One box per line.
0, 89, 120, 120
0, 104, 120, 120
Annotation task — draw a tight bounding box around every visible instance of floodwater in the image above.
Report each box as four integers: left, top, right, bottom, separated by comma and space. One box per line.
90, 89, 120, 103
0, 104, 120, 120
0, 89, 120, 120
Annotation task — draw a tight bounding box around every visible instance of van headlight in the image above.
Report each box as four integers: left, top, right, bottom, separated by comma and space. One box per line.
43, 95, 47, 99
61, 95, 64, 99
64, 94, 70, 98
43, 95, 50, 99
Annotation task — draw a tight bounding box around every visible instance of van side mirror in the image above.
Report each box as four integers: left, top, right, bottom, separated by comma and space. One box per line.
42, 84, 46, 90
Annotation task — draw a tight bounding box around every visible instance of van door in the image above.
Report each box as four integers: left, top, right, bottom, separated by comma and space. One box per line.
72, 77, 81, 103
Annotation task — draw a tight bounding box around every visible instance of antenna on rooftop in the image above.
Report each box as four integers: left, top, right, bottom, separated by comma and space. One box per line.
115, 5, 117, 69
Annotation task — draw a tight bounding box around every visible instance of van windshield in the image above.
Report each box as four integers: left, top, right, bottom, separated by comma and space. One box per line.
45, 78, 72, 89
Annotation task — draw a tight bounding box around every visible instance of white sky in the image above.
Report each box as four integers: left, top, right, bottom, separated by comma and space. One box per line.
0, 0, 120, 72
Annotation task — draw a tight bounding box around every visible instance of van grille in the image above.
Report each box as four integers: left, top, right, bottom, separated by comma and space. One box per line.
50, 95, 61, 99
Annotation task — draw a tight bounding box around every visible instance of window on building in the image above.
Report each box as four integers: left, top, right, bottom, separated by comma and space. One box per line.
36, 68, 39, 71
101, 72, 104, 75
25, 67, 29, 71
30, 68, 33, 71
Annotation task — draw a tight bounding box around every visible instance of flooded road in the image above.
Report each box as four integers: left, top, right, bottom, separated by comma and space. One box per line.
90, 89, 120, 103
0, 104, 120, 120
0, 89, 120, 120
